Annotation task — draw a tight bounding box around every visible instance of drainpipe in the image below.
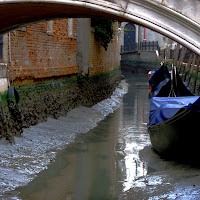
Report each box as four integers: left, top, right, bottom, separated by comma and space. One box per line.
144, 27, 146, 41
8, 32, 13, 85
138, 25, 141, 52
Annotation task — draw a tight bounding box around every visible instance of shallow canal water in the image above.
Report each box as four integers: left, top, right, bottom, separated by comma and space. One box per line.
13, 72, 151, 200
5, 72, 200, 199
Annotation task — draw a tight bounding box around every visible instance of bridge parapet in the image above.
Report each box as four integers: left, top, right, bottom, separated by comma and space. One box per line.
0, 0, 199, 55
153, 0, 200, 24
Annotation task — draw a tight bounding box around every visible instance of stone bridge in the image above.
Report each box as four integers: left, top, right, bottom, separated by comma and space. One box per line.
0, 0, 199, 55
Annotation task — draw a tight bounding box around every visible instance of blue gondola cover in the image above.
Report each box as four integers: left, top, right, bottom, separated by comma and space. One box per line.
149, 96, 200, 125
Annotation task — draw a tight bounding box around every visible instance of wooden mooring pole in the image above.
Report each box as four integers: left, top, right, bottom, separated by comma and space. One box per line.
172, 43, 200, 95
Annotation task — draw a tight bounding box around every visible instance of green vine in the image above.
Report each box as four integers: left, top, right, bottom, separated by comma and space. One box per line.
91, 18, 115, 51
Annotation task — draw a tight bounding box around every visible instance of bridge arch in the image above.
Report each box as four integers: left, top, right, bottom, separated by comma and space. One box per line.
0, 0, 199, 55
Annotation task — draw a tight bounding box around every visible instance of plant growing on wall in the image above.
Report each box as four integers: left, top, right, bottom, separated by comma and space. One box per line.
91, 18, 115, 51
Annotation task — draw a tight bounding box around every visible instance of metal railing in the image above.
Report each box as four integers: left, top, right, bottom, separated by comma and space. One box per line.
121, 41, 160, 53
121, 43, 138, 53
140, 41, 159, 51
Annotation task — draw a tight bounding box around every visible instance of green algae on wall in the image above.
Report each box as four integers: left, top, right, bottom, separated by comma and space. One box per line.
0, 67, 122, 142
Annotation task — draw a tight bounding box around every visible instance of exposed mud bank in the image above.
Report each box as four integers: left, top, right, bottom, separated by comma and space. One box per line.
0, 67, 122, 142
0, 77, 128, 198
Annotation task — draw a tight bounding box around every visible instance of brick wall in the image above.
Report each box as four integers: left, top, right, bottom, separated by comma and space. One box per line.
5, 18, 120, 85
0, 18, 122, 141
89, 22, 120, 75
8, 19, 78, 85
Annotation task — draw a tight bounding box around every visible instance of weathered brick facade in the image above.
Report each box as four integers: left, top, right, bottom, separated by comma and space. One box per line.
7, 19, 78, 85
3, 18, 120, 85
89, 22, 120, 75
0, 18, 122, 141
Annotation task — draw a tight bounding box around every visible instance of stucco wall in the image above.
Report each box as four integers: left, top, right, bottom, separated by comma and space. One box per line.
120, 22, 176, 50
121, 51, 160, 73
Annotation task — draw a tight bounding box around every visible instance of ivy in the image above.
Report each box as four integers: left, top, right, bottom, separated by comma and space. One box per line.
91, 18, 115, 51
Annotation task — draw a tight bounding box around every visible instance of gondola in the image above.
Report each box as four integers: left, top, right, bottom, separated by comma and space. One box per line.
148, 63, 200, 158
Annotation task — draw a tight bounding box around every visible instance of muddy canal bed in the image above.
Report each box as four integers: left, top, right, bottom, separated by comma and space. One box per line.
2, 72, 200, 199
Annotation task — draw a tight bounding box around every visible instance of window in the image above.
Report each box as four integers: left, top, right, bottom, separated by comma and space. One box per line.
68, 18, 73, 38
0, 36, 3, 61
47, 20, 53, 36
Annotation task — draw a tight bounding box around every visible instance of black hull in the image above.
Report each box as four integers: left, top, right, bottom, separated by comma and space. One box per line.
148, 109, 200, 158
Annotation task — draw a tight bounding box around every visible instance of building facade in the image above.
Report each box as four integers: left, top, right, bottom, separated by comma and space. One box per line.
0, 18, 120, 86
120, 22, 176, 51
0, 18, 122, 141
119, 22, 176, 72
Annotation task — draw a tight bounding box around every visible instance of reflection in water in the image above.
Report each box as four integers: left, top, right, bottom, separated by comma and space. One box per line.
116, 73, 150, 192
14, 72, 151, 200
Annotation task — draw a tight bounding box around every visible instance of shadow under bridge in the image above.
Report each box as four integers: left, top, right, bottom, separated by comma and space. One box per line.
0, 0, 199, 55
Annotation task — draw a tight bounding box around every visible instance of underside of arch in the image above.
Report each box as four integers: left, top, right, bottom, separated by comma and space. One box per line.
0, 0, 199, 55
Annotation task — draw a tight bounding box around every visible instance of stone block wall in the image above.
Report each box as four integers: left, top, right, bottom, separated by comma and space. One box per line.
121, 51, 160, 73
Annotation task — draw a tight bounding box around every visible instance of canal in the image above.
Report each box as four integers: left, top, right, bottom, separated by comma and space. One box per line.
4, 72, 200, 199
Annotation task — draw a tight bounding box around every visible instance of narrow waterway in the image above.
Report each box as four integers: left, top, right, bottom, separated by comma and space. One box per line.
9, 72, 150, 200
4, 72, 200, 199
